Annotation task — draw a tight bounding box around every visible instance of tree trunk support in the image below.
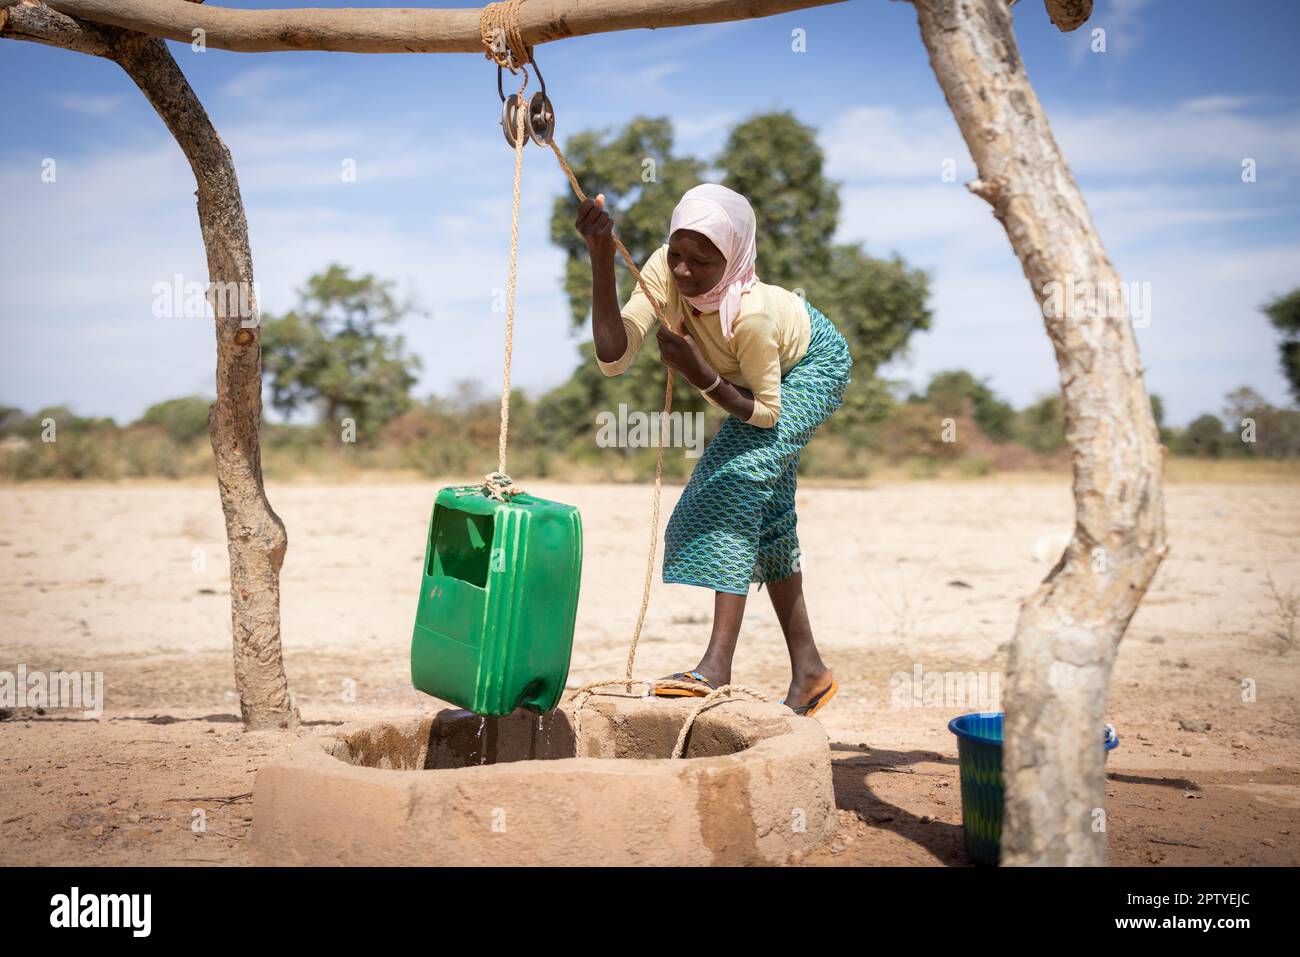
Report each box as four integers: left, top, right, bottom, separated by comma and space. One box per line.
911, 0, 1167, 865
3, 1, 297, 730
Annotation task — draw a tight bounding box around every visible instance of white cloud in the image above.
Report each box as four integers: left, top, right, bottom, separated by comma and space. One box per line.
1051, 101, 1300, 178
1181, 95, 1255, 113
0, 118, 586, 423
822, 96, 1299, 424
825, 106, 972, 182
635, 19, 743, 59
674, 111, 741, 149
824, 99, 1300, 184
4, 54, 1295, 430
879, 239, 1300, 427
634, 61, 685, 85
838, 181, 994, 252
49, 93, 128, 116
1069, 0, 1153, 65
222, 65, 314, 101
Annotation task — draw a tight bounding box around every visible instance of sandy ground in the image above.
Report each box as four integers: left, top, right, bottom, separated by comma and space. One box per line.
1, 477, 1297, 866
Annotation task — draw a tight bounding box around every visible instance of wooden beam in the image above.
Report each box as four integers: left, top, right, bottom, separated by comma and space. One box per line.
0, 0, 113, 56
36, 0, 847, 54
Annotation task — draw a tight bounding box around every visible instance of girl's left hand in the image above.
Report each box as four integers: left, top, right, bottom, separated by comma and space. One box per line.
655, 323, 709, 384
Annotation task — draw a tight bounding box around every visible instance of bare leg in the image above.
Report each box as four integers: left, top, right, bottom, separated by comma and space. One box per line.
687, 591, 747, 685
765, 570, 833, 704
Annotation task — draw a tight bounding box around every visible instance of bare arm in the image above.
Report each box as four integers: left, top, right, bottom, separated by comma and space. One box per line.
576, 194, 628, 364
656, 324, 757, 423
708, 379, 758, 423
574, 195, 758, 423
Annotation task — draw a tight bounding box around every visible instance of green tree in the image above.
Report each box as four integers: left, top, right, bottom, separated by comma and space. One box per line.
1015, 394, 1065, 453
0, 406, 23, 434
1180, 414, 1227, 457
1222, 386, 1300, 458
1149, 393, 1165, 428
16, 406, 116, 438
542, 112, 931, 438
1262, 288, 1300, 405
261, 265, 422, 440
544, 116, 716, 438
136, 395, 214, 443
1149, 393, 1175, 446
917, 370, 1016, 441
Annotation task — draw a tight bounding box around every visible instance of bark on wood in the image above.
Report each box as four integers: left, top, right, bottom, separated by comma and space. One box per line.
39, 0, 847, 54
911, 0, 1166, 865
0, 0, 111, 53
3, 1, 297, 730
1043, 0, 1093, 33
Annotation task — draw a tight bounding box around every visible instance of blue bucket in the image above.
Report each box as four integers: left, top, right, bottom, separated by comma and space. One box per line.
948, 712, 1119, 866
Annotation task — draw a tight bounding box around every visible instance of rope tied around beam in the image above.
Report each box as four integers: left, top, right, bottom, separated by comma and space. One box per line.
480, 0, 533, 71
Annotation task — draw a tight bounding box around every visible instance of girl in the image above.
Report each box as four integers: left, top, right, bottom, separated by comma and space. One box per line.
576, 183, 852, 717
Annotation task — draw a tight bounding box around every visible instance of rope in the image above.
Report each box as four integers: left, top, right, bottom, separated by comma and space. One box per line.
478, 9, 766, 755
483, 470, 524, 503
546, 140, 680, 687
476, 62, 529, 504
498, 66, 528, 484
480, 0, 533, 71
550, 136, 686, 736
670, 685, 771, 759
568, 679, 771, 759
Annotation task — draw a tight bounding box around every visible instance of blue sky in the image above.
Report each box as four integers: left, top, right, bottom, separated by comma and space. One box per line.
2, 0, 1298, 427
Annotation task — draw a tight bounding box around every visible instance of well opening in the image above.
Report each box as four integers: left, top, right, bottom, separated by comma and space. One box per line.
327, 698, 774, 770
253, 694, 837, 865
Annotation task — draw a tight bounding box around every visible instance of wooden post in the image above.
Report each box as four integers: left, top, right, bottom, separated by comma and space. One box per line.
910, 0, 1167, 864
3, 2, 297, 730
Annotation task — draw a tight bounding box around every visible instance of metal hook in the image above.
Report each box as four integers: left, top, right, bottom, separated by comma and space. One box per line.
496, 48, 553, 148
531, 52, 547, 98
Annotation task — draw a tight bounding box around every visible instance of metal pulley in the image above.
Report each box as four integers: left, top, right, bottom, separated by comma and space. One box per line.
497, 53, 555, 148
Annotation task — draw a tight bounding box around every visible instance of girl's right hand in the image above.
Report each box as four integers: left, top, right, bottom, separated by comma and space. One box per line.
576, 193, 613, 253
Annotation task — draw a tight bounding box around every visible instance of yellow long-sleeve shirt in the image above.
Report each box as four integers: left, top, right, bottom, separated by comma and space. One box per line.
596, 243, 811, 428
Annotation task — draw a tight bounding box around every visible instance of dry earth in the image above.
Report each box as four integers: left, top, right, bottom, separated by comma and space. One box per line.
1, 477, 1296, 865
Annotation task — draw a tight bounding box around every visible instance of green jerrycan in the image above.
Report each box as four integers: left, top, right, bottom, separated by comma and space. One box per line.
411, 485, 582, 716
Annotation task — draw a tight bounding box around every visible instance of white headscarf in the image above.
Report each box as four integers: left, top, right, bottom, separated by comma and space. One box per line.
668, 183, 758, 340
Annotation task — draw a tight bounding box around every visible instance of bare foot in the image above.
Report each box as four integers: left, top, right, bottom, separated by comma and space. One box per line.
784, 667, 833, 708
688, 660, 731, 688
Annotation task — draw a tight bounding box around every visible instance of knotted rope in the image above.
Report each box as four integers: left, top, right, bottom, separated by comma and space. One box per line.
479, 0, 533, 72
478, 5, 772, 754
483, 470, 525, 503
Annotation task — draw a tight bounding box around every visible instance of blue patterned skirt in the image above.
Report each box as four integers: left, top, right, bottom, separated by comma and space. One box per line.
662, 298, 852, 594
